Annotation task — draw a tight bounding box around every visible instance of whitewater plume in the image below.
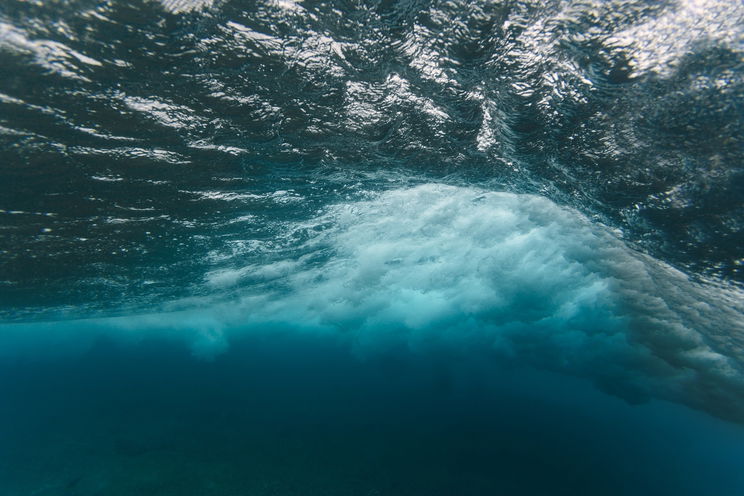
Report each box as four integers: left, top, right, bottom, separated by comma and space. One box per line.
4, 184, 742, 422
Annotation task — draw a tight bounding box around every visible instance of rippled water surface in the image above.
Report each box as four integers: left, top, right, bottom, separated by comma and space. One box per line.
1, 0, 743, 494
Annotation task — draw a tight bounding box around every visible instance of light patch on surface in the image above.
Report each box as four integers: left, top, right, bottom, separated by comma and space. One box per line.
607, 0, 744, 77
123, 96, 205, 130
223, 21, 284, 57
400, 23, 458, 87
0, 22, 101, 81
158, 0, 215, 14
268, 0, 305, 13
72, 146, 191, 164
344, 75, 449, 134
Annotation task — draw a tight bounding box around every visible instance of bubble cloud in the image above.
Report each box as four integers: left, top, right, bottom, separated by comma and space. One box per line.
4, 184, 742, 422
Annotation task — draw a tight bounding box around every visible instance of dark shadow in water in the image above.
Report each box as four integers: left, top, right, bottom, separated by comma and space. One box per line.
1, 332, 743, 495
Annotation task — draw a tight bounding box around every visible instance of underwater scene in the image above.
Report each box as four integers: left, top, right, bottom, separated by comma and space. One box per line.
1, 0, 743, 494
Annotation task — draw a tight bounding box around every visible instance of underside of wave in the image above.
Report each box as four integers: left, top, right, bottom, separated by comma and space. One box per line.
2, 184, 743, 422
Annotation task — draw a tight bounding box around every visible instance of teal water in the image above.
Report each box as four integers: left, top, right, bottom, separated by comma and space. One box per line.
2, 333, 744, 495
1, 0, 743, 494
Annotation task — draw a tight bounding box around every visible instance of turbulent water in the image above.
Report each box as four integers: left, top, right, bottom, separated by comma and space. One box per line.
1, 0, 744, 494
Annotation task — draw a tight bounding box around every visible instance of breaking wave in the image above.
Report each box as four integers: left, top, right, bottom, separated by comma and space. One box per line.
3, 184, 743, 422
1, 0, 743, 493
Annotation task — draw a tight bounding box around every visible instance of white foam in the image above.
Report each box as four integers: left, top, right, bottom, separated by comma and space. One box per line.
2, 184, 742, 419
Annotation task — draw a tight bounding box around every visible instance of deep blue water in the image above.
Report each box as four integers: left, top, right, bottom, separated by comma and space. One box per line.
3, 334, 744, 495
1, 0, 743, 494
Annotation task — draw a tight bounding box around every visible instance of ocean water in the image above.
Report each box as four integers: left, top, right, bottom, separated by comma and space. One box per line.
1, 0, 743, 494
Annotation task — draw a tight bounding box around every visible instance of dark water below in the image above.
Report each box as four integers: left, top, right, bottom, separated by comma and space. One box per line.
2, 333, 744, 496
1, 0, 743, 494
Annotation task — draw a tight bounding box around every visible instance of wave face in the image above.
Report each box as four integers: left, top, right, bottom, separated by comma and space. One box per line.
1, 0, 743, 494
